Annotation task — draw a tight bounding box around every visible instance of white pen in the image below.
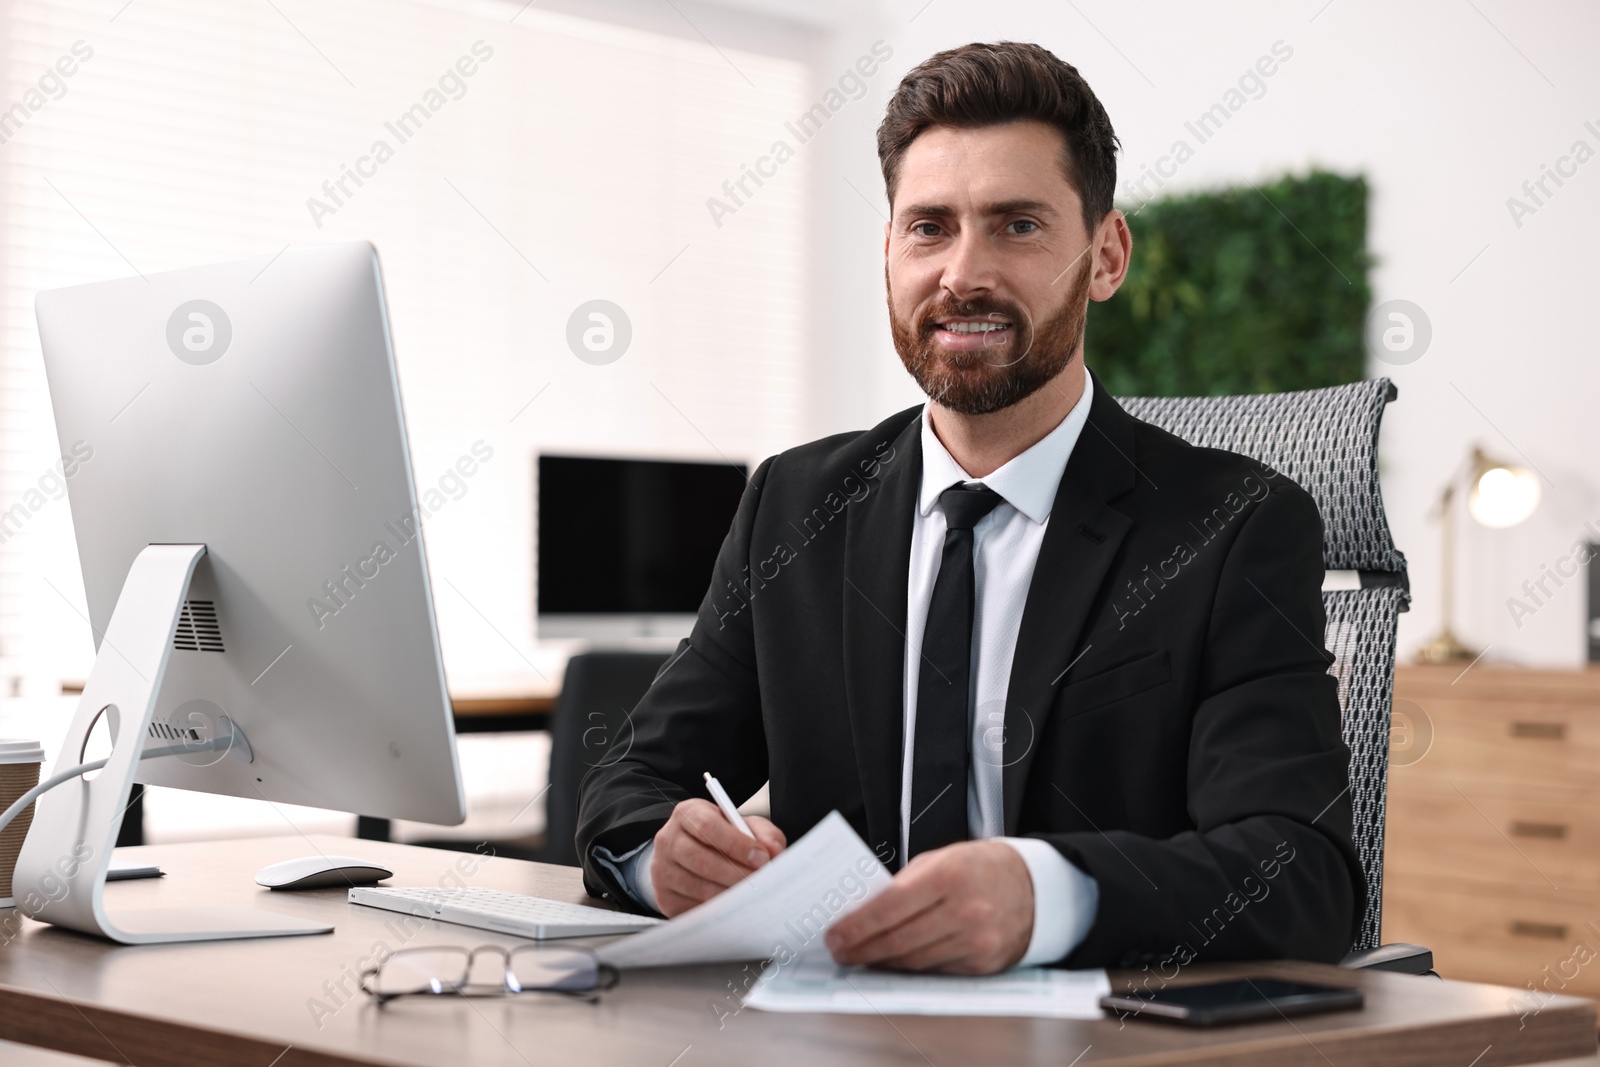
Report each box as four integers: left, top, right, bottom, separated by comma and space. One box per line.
703, 771, 756, 839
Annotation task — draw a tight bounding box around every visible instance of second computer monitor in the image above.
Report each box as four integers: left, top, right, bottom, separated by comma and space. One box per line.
537, 455, 747, 642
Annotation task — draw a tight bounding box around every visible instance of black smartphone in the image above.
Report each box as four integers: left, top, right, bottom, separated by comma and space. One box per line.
1099, 976, 1364, 1027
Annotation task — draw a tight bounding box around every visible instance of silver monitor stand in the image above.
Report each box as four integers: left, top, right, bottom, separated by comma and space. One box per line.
16, 544, 329, 941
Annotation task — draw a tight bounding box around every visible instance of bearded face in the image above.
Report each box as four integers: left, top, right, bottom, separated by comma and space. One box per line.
889, 250, 1092, 416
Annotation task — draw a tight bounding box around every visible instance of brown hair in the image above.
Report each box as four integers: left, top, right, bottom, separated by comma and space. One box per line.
876, 41, 1120, 235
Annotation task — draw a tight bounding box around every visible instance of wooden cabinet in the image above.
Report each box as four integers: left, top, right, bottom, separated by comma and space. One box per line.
1384, 665, 1600, 998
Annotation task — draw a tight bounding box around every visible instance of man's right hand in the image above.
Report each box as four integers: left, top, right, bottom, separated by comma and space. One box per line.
650, 798, 786, 917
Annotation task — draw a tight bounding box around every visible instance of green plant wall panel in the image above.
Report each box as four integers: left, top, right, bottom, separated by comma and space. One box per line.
1092, 169, 1372, 397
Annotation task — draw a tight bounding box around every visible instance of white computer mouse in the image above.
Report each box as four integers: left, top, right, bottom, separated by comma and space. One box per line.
255, 855, 394, 890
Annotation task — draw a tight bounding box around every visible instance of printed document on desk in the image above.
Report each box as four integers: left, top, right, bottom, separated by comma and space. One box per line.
745, 951, 1111, 1019
595, 811, 890, 969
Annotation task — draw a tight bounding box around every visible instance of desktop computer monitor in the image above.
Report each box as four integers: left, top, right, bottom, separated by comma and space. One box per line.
536, 455, 748, 642
18, 242, 465, 943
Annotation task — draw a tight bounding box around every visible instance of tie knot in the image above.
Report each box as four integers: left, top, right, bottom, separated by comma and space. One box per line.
939, 483, 1003, 531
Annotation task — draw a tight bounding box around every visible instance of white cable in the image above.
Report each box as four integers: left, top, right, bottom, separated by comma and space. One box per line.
0, 736, 234, 838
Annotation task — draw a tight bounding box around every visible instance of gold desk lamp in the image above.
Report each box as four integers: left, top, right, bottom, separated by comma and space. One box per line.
1415, 446, 1541, 664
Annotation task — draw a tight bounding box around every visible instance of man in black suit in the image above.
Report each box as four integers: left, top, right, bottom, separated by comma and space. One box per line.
578, 40, 1361, 974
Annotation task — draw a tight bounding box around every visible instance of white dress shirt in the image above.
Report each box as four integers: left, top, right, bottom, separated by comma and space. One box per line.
599, 375, 1099, 967
898, 373, 1098, 967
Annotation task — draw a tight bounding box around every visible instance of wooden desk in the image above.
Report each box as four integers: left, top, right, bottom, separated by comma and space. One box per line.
450, 694, 555, 734
0, 835, 1594, 1067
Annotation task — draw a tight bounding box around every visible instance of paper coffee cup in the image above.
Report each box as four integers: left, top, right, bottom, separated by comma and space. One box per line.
0, 740, 45, 909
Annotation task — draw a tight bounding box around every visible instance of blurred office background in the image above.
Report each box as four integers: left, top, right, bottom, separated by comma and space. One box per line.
0, 0, 1597, 974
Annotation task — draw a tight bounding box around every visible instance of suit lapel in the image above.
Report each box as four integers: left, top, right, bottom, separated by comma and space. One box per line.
842, 413, 922, 865
1003, 380, 1139, 834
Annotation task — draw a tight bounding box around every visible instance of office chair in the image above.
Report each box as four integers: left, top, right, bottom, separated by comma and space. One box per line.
543, 650, 672, 866
1120, 377, 1432, 974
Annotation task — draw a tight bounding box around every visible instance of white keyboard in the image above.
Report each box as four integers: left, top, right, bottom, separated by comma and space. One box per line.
349, 886, 665, 940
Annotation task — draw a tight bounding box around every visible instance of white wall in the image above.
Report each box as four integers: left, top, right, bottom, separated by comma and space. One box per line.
744, 0, 1600, 667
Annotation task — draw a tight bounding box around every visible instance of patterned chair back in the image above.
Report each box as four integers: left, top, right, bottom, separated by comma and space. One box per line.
1117, 378, 1407, 953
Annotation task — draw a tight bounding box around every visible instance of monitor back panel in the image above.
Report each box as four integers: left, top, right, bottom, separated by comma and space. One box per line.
36, 242, 465, 825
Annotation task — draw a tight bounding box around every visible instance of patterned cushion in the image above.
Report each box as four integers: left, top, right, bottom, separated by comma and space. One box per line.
1118, 379, 1406, 574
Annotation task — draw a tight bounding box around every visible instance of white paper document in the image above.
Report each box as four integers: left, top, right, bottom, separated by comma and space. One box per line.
595, 810, 890, 969
745, 950, 1112, 1019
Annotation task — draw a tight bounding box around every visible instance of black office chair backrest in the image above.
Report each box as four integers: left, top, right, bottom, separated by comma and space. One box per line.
543, 651, 671, 867
1118, 378, 1408, 953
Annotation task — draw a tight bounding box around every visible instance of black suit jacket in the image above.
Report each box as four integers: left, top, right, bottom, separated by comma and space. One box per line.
577, 379, 1364, 969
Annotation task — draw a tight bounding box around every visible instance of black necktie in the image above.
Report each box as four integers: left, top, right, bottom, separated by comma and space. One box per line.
908, 482, 1003, 862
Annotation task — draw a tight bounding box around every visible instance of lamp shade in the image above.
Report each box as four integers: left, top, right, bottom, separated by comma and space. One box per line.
1467, 460, 1540, 528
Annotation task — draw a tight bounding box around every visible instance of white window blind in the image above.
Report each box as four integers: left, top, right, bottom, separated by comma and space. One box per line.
0, 0, 810, 697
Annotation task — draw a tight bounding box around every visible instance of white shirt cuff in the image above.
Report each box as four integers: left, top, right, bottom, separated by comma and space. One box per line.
998, 836, 1098, 967
592, 840, 661, 915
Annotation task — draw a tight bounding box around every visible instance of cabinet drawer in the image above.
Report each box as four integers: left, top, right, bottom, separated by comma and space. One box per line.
1387, 777, 1600, 890
1391, 694, 1600, 787
1383, 880, 1600, 998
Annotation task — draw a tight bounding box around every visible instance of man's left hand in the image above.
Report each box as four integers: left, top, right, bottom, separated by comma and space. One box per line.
823, 840, 1034, 975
